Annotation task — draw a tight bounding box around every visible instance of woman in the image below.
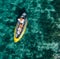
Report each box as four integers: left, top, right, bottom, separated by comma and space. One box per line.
17, 18, 24, 35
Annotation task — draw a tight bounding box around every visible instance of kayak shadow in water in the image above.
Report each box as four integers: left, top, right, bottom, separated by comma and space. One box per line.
14, 7, 26, 18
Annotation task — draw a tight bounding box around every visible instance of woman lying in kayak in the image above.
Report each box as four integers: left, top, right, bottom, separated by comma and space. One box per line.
16, 18, 24, 37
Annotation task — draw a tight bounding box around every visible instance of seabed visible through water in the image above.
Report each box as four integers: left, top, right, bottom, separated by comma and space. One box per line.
0, 0, 60, 59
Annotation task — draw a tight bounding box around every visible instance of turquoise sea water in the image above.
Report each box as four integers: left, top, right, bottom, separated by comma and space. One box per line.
0, 0, 60, 59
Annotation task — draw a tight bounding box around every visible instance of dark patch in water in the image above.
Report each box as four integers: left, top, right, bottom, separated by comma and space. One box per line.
5, 47, 15, 55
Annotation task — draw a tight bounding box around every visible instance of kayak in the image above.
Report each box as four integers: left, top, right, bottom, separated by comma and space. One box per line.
14, 13, 27, 43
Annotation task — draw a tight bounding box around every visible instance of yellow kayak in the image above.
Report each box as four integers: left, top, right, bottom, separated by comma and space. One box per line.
14, 13, 27, 43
